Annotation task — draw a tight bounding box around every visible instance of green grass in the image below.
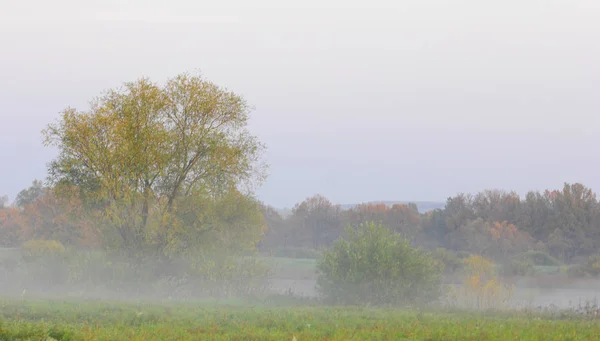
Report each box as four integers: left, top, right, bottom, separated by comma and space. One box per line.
0, 299, 599, 340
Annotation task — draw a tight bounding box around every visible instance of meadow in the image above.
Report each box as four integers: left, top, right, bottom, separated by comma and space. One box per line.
1, 299, 600, 341
3, 250, 600, 340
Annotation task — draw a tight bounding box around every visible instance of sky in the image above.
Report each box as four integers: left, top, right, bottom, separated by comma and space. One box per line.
0, 0, 599, 208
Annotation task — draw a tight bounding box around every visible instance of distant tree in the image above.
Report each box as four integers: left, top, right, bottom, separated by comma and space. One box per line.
387, 203, 421, 234
256, 203, 291, 251
545, 183, 597, 260
517, 191, 552, 241
446, 218, 534, 261
42, 72, 267, 260
346, 202, 421, 239
472, 189, 521, 225
444, 193, 475, 231
420, 208, 448, 246
487, 220, 535, 260
289, 194, 343, 249
429, 183, 600, 262
17, 186, 100, 247
346, 203, 388, 226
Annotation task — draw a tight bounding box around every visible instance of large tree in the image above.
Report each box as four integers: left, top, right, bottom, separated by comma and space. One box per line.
42, 72, 266, 258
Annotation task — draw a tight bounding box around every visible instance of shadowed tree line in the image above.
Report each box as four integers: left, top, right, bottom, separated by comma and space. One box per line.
3, 179, 600, 266
258, 184, 600, 264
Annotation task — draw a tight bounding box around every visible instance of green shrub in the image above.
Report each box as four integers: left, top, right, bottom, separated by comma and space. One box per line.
316, 221, 442, 307
432, 248, 463, 274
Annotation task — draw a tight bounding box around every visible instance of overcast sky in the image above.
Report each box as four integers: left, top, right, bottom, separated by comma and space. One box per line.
1, 0, 599, 208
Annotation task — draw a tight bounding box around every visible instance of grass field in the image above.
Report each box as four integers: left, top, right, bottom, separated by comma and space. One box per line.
1, 299, 599, 340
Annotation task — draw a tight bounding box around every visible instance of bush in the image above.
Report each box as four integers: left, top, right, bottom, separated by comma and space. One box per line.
21, 239, 66, 262
316, 221, 442, 307
432, 248, 463, 274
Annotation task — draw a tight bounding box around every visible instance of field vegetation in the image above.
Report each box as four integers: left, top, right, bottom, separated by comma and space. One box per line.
1, 299, 600, 341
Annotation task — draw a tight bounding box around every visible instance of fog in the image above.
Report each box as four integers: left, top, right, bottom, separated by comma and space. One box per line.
2, 0, 600, 318
3, 246, 600, 313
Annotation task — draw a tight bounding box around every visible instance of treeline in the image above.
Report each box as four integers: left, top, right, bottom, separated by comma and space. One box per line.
2, 180, 599, 266
259, 183, 600, 264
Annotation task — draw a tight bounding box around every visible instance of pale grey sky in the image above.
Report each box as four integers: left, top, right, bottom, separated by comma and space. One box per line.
1, 0, 599, 208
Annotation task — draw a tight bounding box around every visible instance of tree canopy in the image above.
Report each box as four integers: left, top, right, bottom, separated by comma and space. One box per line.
41, 72, 266, 258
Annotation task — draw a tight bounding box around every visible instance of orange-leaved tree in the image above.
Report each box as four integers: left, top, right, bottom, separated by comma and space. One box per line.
17, 185, 101, 248
0, 206, 23, 247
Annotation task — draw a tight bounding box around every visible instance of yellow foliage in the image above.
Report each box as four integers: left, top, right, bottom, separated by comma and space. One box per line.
21, 239, 66, 261
489, 221, 519, 240
446, 254, 514, 310
464, 254, 495, 279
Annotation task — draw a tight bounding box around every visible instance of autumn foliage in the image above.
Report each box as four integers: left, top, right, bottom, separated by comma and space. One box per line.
0, 184, 100, 248
0, 207, 21, 246
259, 183, 600, 267
446, 254, 514, 310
